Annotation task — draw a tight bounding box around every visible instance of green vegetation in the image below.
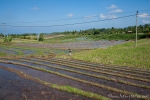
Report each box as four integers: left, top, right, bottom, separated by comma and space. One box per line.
51, 84, 109, 100
72, 39, 150, 68
86, 34, 145, 41
0, 24, 149, 44
3, 36, 12, 43
43, 34, 146, 43
38, 33, 44, 41
0, 52, 6, 56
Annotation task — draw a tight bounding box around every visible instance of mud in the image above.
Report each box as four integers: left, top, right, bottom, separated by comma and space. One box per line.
0, 66, 92, 100
15, 40, 126, 49
29, 58, 150, 86
8, 59, 150, 95
0, 57, 149, 100
0, 48, 18, 55
0, 63, 123, 99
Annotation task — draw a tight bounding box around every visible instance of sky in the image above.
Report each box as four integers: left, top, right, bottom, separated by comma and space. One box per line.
0, 0, 150, 34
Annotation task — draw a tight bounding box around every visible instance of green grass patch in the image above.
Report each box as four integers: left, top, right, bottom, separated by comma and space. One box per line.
72, 39, 150, 69
0, 52, 6, 56
87, 34, 146, 41
51, 84, 109, 100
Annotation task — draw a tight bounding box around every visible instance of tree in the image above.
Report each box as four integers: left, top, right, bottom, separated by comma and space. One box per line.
38, 33, 44, 41
143, 24, 150, 38
0, 33, 4, 37
138, 25, 143, 33
111, 27, 115, 34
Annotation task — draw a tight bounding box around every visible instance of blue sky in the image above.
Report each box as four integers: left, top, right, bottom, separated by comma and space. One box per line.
0, 0, 150, 34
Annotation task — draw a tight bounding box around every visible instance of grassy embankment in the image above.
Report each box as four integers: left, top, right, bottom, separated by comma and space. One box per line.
71, 39, 150, 69
44, 34, 146, 43
0, 34, 146, 44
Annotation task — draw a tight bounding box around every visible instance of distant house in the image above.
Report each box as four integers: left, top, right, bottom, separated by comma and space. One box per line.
127, 31, 133, 34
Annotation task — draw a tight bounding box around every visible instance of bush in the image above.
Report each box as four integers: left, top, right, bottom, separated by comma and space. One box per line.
3, 36, 12, 43
25, 36, 31, 39
38, 33, 44, 41
20, 36, 25, 39
33, 37, 37, 40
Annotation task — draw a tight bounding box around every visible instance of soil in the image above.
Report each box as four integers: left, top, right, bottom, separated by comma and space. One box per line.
14, 40, 126, 49
0, 66, 91, 100
30, 58, 150, 86
0, 57, 149, 100
13, 58, 150, 95
0, 63, 121, 99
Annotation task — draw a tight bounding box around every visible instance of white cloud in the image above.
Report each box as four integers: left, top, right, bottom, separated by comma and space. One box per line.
100, 14, 106, 18
138, 13, 150, 18
110, 9, 123, 13
142, 20, 150, 24
67, 14, 73, 17
107, 4, 117, 9
100, 14, 117, 19
31, 7, 39, 10
84, 15, 97, 18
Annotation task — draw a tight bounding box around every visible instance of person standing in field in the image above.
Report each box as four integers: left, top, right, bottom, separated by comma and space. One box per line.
69, 48, 72, 56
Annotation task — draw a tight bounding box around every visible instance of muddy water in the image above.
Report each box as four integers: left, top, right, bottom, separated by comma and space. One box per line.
0, 67, 91, 100
27, 58, 150, 86
0, 63, 125, 99
0, 48, 18, 55
9, 48, 35, 55
7, 59, 150, 96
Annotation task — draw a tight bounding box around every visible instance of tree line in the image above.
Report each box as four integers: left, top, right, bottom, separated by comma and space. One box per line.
59, 24, 150, 35
0, 24, 150, 38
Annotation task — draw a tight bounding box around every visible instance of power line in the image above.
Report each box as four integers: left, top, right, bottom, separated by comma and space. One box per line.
1, 9, 150, 24
11, 14, 135, 27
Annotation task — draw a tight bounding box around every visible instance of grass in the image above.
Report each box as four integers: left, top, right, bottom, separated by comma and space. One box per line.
87, 34, 146, 41
1, 34, 146, 44
44, 34, 146, 43
72, 39, 150, 69
51, 84, 109, 100
0, 52, 6, 56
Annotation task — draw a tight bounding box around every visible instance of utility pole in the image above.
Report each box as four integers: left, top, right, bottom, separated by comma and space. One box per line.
135, 11, 138, 47
2, 23, 6, 38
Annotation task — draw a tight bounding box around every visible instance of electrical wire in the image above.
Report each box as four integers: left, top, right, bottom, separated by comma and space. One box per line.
1, 9, 150, 24
10, 14, 135, 27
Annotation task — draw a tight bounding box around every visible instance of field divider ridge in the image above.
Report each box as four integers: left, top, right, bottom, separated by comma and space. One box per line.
52, 58, 150, 76
0, 59, 146, 99
11, 58, 150, 90
28, 58, 150, 83
0, 65, 109, 100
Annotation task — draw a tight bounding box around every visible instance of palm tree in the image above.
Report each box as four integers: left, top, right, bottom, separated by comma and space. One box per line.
144, 24, 150, 38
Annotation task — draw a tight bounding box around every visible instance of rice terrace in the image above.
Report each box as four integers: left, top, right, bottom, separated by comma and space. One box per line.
1, 0, 150, 100
0, 30, 150, 100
